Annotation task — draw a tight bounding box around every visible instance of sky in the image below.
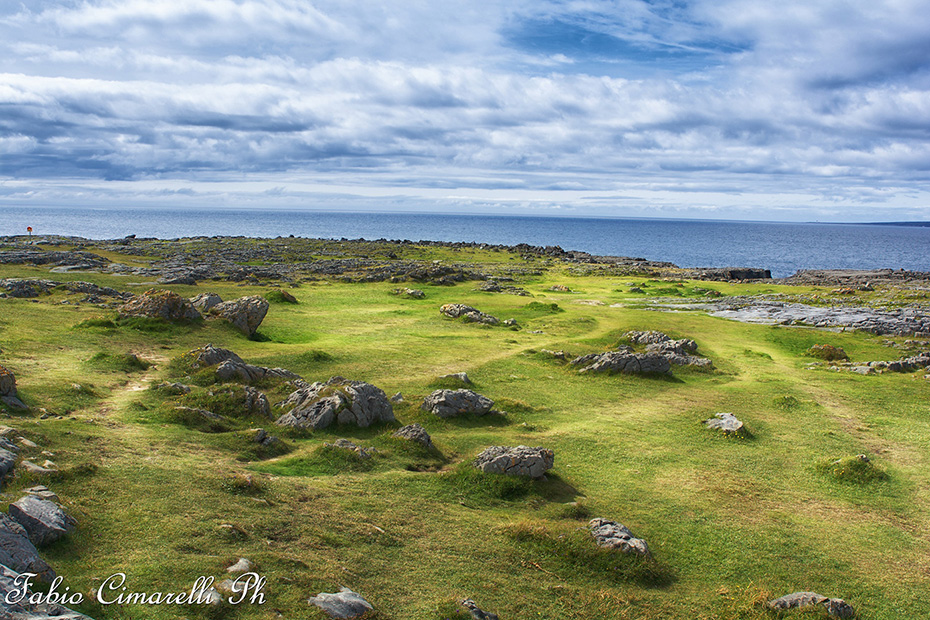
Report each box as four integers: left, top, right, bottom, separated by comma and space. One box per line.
1, 0, 929, 222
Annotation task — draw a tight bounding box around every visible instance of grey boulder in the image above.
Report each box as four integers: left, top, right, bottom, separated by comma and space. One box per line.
208, 296, 269, 336
473, 446, 554, 478
0, 513, 55, 581
421, 389, 493, 418
276, 377, 395, 430
440, 304, 500, 325
308, 587, 373, 619
0, 448, 16, 477
704, 412, 747, 436
8, 496, 77, 547
392, 424, 433, 448
190, 292, 223, 313
589, 518, 651, 556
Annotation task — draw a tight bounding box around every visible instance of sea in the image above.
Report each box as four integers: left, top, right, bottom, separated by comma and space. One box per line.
2, 206, 929, 278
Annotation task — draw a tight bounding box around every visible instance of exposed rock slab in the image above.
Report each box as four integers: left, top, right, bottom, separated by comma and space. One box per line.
421, 389, 494, 418
589, 518, 651, 556
768, 592, 855, 618
8, 496, 77, 547
276, 377, 395, 430
308, 587, 373, 619
473, 446, 554, 478
118, 289, 202, 322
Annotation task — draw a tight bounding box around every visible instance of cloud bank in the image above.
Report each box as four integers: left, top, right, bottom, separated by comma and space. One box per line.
1, 0, 929, 220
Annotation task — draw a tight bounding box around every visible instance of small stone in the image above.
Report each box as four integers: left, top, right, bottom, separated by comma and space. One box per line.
390, 392, 403, 403
703, 412, 747, 436
392, 424, 433, 448
19, 460, 57, 475
460, 598, 499, 620
768, 592, 855, 618
24, 486, 59, 502
589, 518, 651, 556
439, 372, 472, 385
227, 557, 254, 573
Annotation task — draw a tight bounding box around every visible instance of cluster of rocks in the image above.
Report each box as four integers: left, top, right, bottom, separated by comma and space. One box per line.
0, 248, 109, 271
0, 364, 27, 411
275, 376, 395, 430
781, 268, 930, 288
440, 303, 500, 325
829, 350, 930, 375
625, 331, 714, 368
119, 290, 270, 336
0, 431, 86, 619
687, 267, 771, 281
391, 287, 425, 298
768, 591, 855, 618
184, 344, 300, 384
570, 351, 672, 375
324, 438, 377, 459
473, 446, 554, 478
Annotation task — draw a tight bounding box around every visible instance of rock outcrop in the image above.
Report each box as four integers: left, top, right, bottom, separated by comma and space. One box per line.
589, 518, 651, 556
207, 296, 269, 336
421, 389, 494, 418
276, 377, 395, 430
570, 352, 671, 375
473, 446, 554, 478
8, 496, 77, 547
0, 513, 56, 580
118, 289, 202, 322
190, 292, 223, 313
440, 304, 500, 325
182, 345, 300, 384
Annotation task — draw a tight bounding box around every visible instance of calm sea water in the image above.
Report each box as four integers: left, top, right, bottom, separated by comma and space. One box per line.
2, 206, 929, 278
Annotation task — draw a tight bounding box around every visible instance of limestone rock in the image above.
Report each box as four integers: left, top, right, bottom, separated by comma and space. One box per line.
0, 278, 60, 298
324, 438, 375, 459
187, 344, 243, 368
19, 461, 57, 476
570, 352, 671, 375
227, 557, 254, 573
0, 448, 16, 477
625, 330, 671, 345
8, 496, 77, 547
183, 345, 300, 385
0, 513, 56, 581
439, 372, 472, 385
154, 382, 191, 395
589, 518, 651, 556
440, 304, 500, 325
393, 288, 425, 298
460, 598, 499, 620
768, 592, 855, 618
276, 377, 395, 430
0, 564, 92, 619
208, 296, 269, 336
704, 412, 747, 436
308, 587, 373, 619
421, 389, 493, 418
118, 289, 202, 322
473, 446, 554, 478
24, 486, 59, 503
392, 424, 433, 448
0, 365, 27, 410
250, 428, 281, 447
190, 292, 223, 313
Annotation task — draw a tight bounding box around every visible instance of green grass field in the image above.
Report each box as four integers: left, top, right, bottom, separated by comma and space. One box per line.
1, 242, 928, 619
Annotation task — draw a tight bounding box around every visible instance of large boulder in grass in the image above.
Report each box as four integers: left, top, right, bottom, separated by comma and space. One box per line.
276, 377, 395, 430
208, 296, 269, 336
473, 446, 554, 478
0, 513, 56, 581
118, 289, 202, 322
8, 496, 77, 547
421, 389, 494, 418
